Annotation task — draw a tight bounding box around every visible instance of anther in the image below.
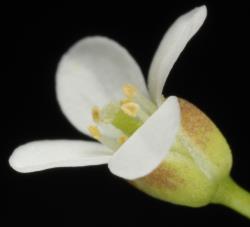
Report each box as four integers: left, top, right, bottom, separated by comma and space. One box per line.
121, 102, 140, 118
92, 106, 101, 123
88, 125, 101, 140
122, 84, 137, 98
118, 135, 128, 145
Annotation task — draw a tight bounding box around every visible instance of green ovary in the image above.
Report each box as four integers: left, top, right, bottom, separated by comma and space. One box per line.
112, 110, 143, 136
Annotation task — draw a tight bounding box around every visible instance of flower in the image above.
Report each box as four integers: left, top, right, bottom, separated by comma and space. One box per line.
9, 5, 207, 178
9, 5, 250, 218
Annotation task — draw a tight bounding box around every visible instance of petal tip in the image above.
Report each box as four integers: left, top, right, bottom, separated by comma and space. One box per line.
184, 5, 207, 24
199, 5, 207, 12
148, 6, 207, 105
8, 153, 15, 169
9, 143, 39, 173
8, 149, 26, 173
191, 5, 207, 23
197, 5, 207, 19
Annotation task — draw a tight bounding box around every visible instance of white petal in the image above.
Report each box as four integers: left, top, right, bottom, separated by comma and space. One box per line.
9, 140, 112, 173
148, 6, 207, 105
108, 96, 180, 180
56, 36, 149, 135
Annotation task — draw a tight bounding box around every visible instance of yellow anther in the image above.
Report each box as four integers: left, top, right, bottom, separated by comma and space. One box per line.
121, 102, 140, 117
92, 106, 101, 123
88, 125, 101, 140
122, 84, 137, 98
118, 135, 128, 145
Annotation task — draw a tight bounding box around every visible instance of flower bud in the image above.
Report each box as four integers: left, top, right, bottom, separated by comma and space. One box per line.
132, 98, 232, 207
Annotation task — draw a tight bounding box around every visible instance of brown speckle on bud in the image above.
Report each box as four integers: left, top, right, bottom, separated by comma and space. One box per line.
179, 99, 214, 150
141, 163, 184, 190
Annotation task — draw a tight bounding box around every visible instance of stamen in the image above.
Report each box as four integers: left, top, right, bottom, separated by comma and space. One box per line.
100, 136, 120, 151
88, 125, 101, 140
92, 106, 101, 123
122, 84, 137, 98
118, 135, 128, 145
88, 125, 120, 150
136, 109, 149, 122
121, 102, 140, 118
134, 94, 157, 115
87, 84, 158, 150
98, 123, 125, 138
101, 103, 120, 123
122, 84, 156, 115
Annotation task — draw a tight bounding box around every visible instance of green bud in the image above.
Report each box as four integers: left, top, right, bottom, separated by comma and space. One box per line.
131, 99, 250, 218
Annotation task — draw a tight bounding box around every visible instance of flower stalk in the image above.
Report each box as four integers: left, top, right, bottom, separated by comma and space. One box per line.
211, 177, 250, 218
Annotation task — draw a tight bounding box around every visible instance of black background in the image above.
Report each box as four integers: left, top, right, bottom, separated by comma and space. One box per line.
4, 0, 250, 226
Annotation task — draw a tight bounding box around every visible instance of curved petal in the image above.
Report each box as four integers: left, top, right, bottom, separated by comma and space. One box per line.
56, 36, 148, 135
9, 140, 112, 173
148, 6, 207, 105
108, 96, 181, 180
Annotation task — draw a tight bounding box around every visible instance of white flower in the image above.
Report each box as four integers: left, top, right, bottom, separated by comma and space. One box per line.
9, 6, 207, 180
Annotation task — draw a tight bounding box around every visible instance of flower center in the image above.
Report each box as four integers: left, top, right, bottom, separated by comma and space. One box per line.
88, 84, 157, 150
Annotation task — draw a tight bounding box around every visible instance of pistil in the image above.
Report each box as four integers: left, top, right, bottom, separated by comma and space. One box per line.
87, 83, 158, 150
